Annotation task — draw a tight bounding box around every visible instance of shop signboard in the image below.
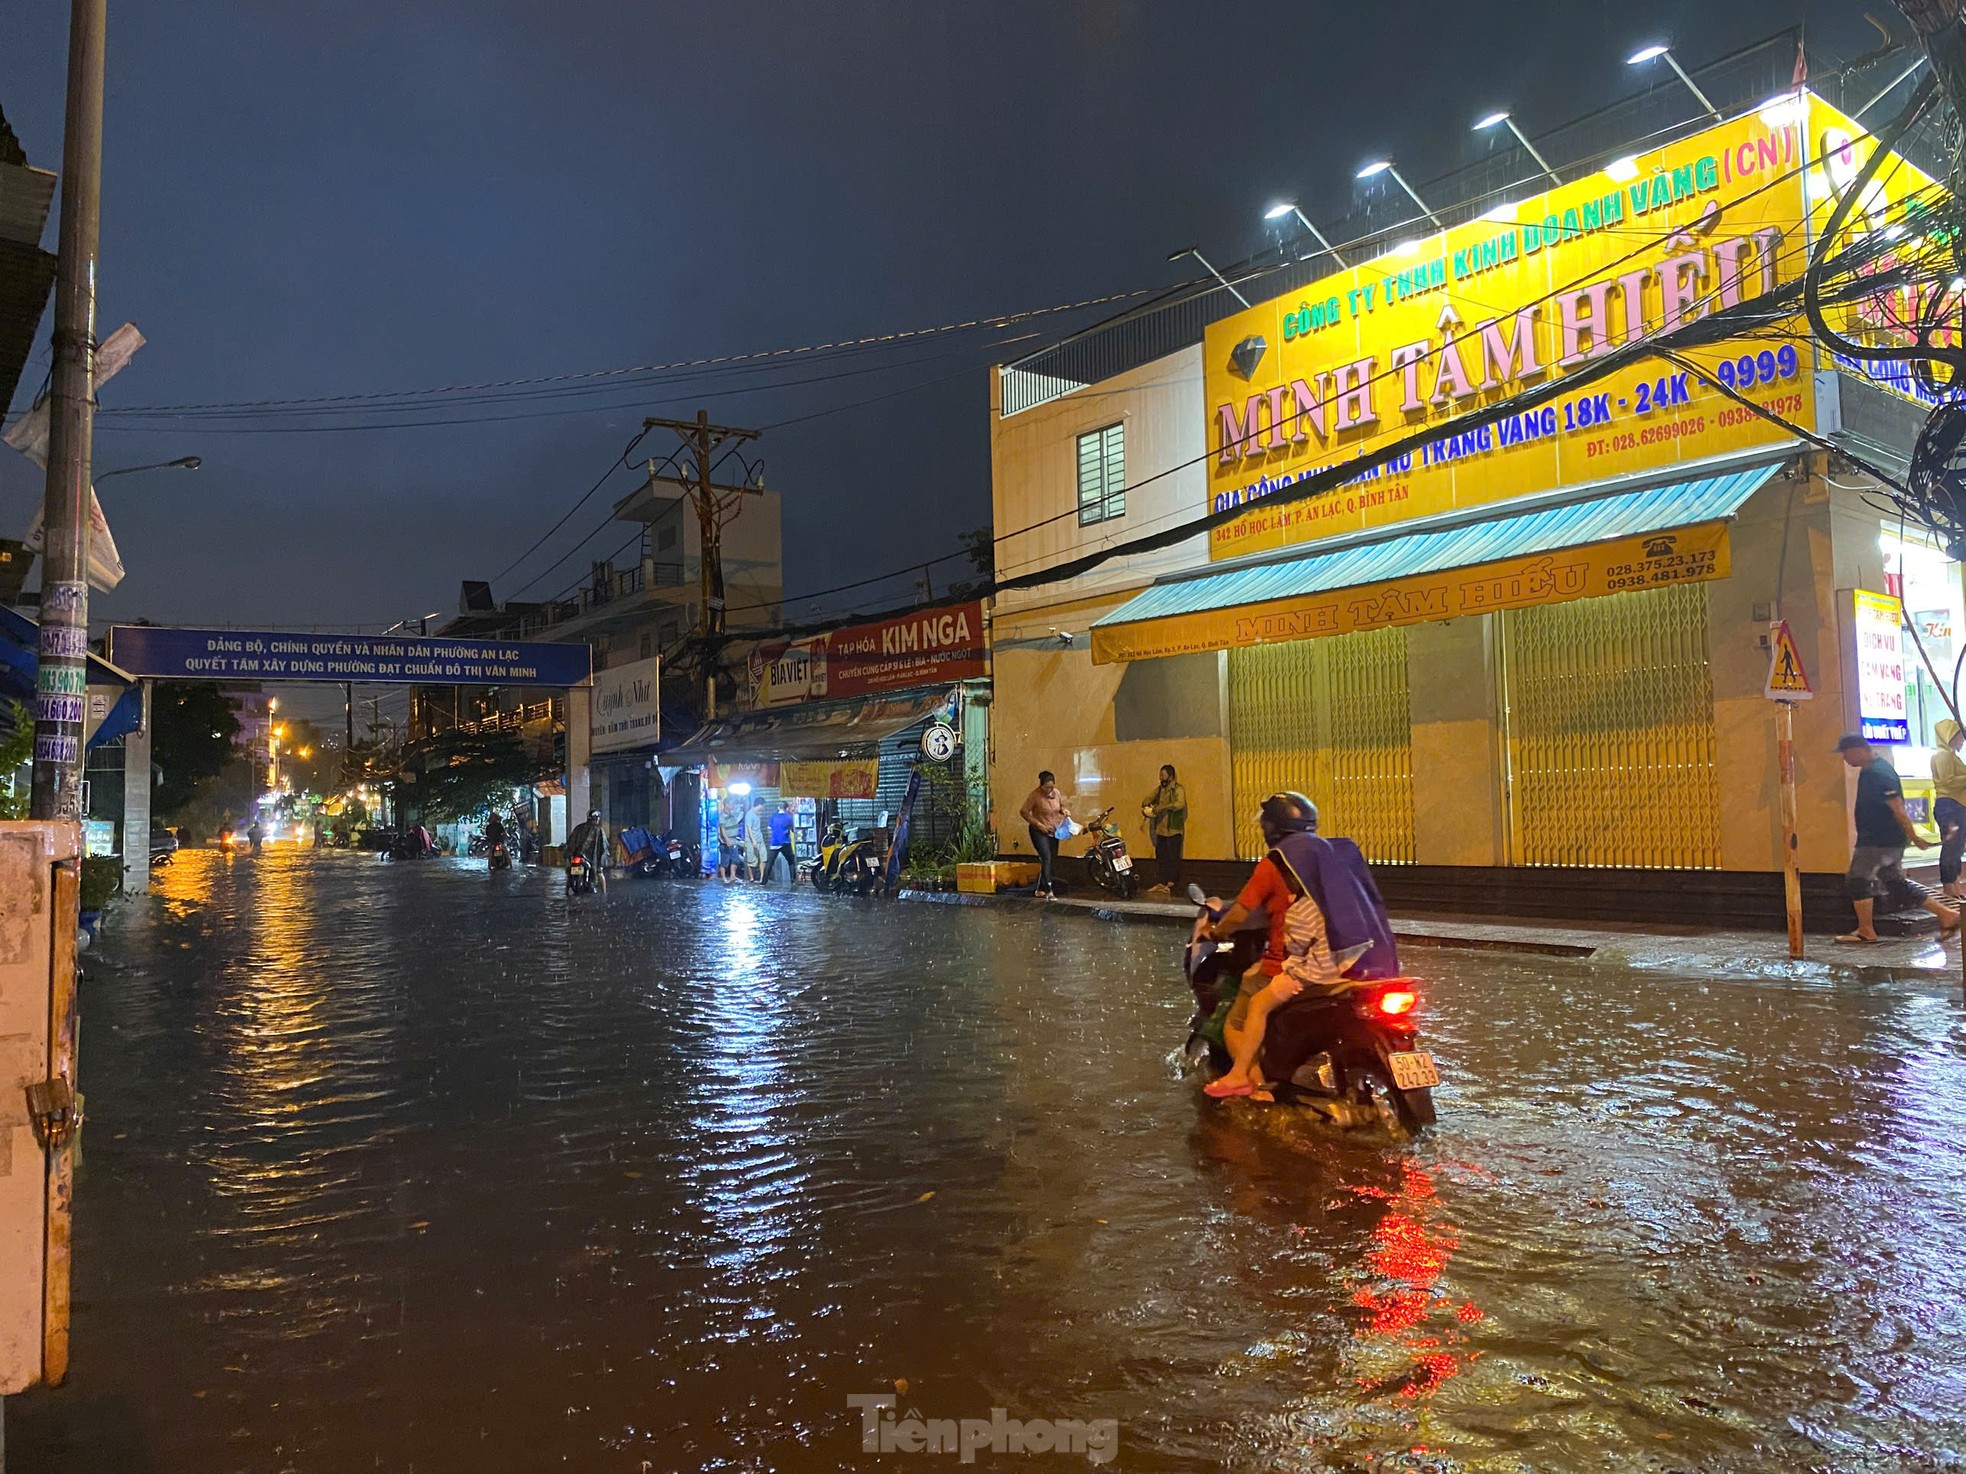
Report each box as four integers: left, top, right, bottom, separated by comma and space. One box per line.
591, 655, 661, 754
778, 759, 879, 799
1200, 98, 1895, 562
747, 601, 986, 709
1852, 589, 1909, 744
1093, 519, 1730, 664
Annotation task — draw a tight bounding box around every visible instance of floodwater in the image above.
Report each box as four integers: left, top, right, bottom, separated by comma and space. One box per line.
9, 848, 1966, 1472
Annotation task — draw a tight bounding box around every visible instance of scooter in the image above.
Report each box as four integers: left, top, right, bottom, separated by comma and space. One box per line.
1080, 807, 1139, 899
1181, 883, 1438, 1137
812, 820, 883, 895
658, 831, 701, 878
567, 851, 596, 896
488, 839, 512, 872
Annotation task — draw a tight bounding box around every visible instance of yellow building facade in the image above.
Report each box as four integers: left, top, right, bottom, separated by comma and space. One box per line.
988, 94, 1952, 924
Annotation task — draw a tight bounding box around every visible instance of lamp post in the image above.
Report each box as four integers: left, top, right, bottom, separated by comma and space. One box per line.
1355, 159, 1442, 229
1472, 111, 1562, 186
1627, 43, 1722, 122
1262, 201, 1348, 268
94, 455, 201, 483
1166, 245, 1250, 308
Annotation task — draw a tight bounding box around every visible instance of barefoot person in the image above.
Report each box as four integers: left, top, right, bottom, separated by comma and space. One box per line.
1836, 732, 1958, 943
1933, 719, 1966, 899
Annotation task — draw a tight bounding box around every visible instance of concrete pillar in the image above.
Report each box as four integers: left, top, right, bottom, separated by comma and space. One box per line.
119, 681, 151, 893
565, 686, 592, 839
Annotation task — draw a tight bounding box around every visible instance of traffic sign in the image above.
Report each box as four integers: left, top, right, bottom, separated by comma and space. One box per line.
1764, 619, 1813, 701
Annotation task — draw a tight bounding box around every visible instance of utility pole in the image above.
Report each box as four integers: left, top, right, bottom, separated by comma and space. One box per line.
640, 411, 763, 718
29, 0, 107, 821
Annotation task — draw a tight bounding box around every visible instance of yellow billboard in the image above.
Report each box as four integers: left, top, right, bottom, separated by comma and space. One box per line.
1205, 103, 1833, 560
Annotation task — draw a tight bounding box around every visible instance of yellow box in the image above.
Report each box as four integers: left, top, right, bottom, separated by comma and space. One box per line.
957, 861, 1040, 894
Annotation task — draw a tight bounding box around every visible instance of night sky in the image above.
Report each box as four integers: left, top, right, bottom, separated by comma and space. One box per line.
0, 1, 1885, 637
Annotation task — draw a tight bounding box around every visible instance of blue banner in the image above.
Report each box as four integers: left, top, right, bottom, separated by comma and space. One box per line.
107, 626, 593, 687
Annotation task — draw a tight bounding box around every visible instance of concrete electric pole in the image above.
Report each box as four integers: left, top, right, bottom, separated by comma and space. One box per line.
29, 0, 106, 821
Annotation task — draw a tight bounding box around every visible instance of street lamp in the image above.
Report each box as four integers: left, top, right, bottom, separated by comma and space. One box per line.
94, 455, 201, 482
1627, 43, 1721, 122
1472, 111, 1562, 186
1355, 159, 1443, 229
1166, 245, 1250, 308
1261, 200, 1348, 268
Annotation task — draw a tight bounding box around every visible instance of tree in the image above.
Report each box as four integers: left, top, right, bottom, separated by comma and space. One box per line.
0, 699, 33, 820
393, 727, 539, 823
152, 683, 244, 821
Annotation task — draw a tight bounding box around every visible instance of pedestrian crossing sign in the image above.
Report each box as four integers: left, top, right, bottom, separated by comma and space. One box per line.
1764, 619, 1813, 701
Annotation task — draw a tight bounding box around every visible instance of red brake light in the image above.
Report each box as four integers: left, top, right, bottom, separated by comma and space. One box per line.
1378, 989, 1417, 1016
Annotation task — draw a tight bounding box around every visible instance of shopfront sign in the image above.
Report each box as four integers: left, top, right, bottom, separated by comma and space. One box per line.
779, 759, 879, 799
1091, 521, 1730, 664
107, 626, 594, 686
1202, 100, 1866, 562
747, 601, 986, 708
1852, 589, 1909, 743
591, 655, 661, 754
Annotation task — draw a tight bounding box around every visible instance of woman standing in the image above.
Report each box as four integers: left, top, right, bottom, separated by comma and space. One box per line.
1933, 719, 1966, 898
1017, 771, 1070, 900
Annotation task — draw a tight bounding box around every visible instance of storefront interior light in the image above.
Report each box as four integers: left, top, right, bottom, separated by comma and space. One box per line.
728, 781, 752, 797
1605, 155, 1641, 183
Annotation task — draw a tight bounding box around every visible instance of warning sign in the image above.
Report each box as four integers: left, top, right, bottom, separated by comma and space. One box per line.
1764, 619, 1814, 701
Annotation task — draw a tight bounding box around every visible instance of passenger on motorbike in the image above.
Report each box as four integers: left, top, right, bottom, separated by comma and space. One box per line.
1198, 792, 1399, 1100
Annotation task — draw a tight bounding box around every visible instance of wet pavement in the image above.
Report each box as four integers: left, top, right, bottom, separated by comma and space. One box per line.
9, 848, 1966, 1472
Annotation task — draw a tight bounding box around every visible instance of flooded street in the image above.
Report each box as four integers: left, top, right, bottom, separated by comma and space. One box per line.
9, 849, 1966, 1472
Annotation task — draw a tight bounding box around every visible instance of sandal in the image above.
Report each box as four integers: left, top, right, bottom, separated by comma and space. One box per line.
1202, 1077, 1257, 1099
1835, 931, 1880, 944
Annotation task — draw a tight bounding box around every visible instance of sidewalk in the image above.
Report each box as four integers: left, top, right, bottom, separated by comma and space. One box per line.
897, 888, 1966, 989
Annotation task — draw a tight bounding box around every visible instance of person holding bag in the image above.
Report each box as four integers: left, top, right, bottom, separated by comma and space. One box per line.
1018, 770, 1071, 900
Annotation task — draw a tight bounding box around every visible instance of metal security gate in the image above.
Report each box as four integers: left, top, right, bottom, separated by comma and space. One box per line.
1228, 627, 1415, 861
1499, 581, 1721, 869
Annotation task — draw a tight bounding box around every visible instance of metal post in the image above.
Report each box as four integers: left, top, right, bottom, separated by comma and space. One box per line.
29, 0, 108, 822
119, 680, 150, 893
1777, 699, 1804, 959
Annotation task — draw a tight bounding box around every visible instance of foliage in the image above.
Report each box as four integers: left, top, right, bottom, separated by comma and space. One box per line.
393, 727, 541, 823
172, 772, 252, 844
0, 699, 32, 820
79, 855, 120, 912
153, 683, 244, 820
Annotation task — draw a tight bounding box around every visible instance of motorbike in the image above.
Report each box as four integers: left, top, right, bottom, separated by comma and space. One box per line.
1181, 883, 1438, 1137
1079, 807, 1139, 899
656, 830, 701, 879
488, 838, 512, 872
811, 820, 884, 895
567, 851, 596, 896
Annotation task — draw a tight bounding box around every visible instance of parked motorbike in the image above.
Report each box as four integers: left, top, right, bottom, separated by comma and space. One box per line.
812, 820, 884, 895
1079, 807, 1139, 899
657, 830, 701, 878
1180, 883, 1438, 1137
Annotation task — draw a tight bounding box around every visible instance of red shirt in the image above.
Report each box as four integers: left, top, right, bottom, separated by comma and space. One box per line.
1234, 857, 1294, 976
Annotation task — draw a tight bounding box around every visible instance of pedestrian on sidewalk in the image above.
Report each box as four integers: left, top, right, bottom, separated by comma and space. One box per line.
768, 802, 797, 883
1835, 732, 1959, 943
1932, 718, 1966, 899
716, 800, 743, 883
1018, 770, 1070, 899
743, 799, 769, 883
1140, 764, 1188, 896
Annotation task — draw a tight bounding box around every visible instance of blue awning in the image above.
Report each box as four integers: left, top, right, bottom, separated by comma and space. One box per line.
0, 604, 142, 749
1094, 462, 1784, 633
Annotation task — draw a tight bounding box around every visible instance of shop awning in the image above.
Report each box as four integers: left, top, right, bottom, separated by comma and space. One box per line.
1090, 462, 1783, 664
666, 687, 949, 764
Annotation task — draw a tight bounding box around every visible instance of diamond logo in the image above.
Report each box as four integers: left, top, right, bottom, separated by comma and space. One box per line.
1229, 335, 1268, 381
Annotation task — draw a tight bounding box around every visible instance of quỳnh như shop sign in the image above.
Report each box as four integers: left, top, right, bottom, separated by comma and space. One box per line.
1202, 96, 1879, 562
748, 601, 986, 708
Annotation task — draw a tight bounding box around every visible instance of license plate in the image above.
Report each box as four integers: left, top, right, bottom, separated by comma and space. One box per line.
1388, 1052, 1440, 1090
1111, 854, 1132, 871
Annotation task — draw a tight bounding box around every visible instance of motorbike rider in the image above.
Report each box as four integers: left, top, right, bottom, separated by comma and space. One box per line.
483, 811, 507, 852
1197, 792, 1398, 1100
565, 807, 609, 893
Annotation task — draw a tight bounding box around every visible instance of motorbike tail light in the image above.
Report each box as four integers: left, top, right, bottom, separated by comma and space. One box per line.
1377, 989, 1417, 1016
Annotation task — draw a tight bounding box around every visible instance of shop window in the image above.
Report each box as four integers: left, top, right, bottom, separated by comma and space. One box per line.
1228, 627, 1415, 862
1881, 528, 1964, 797
1076, 423, 1125, 525
1499, 581, 1719, 869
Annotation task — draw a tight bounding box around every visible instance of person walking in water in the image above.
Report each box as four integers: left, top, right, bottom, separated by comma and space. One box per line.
1018, 771, 1070, 900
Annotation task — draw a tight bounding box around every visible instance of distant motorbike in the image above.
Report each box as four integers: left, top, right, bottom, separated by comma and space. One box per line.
1079, 807, 1139, 899
567, 851, 596, 896
488, 839, 512, 872
1181, 883, 1438, 1137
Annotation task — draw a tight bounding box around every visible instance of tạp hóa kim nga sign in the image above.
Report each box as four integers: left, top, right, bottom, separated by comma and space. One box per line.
747, 600, 986, 708
107, 626, 595, 686
1203, 97, 1880, 562
1090, 520, 1730, 664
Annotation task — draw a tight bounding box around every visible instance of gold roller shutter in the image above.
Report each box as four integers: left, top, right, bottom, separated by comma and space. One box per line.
1499, 580, 1721, 869
1228, 627, 1415, 862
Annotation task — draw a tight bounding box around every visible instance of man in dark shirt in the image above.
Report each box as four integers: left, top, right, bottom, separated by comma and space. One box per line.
1837, 733, 1958, 943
